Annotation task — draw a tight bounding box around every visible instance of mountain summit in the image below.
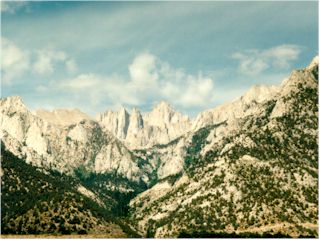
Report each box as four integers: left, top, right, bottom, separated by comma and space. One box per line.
128, 57, 318, 237
1, 57, 318, 237
98, 102, 191, 149
35, 108, 92, 126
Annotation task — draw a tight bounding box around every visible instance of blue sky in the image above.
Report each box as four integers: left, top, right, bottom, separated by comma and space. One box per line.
1, 1, 318, 117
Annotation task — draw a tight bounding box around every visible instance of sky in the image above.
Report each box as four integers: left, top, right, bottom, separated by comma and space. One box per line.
1, 1, 318, 117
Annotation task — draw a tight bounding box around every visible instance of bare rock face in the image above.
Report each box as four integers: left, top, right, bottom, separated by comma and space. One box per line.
1, 57, 318, 238
129, 58, 318, 238
35, 108, 91, 126
97, 107, 130, 140
126, 83, 281, 182
98, 101, 191, 149
192, 84, 279, 132
128, 108, 144, 135
271, 56, 318, 119
144, 101, 191, 145
306, 56, 319, 71
1, 96, 30, 142
0, 98, 143, 183
1, 58, 312, 185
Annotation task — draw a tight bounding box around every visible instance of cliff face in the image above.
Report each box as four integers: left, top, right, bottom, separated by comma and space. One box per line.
97, 101, 191, 149
191, 85, 279, 131
35, 108, 92, 126
128, 57, 318, 238
1, 57, 318, 237
0, 97, 144, 183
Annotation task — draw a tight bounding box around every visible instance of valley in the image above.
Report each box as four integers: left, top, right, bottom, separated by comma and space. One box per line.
0, 57, 318, 238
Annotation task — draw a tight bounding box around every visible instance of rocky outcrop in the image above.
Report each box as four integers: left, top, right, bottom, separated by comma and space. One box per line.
98, 101, 191, 149
270, 56, 318, 118
192, 84, 279, 131
0, 98, 144, 183
35, 108, 91, 126
97, 107, 130, 140
1, 56, 318, 237
128, 58, 318, 238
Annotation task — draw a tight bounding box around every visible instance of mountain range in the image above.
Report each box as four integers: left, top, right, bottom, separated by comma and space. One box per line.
1, 56, 318, 237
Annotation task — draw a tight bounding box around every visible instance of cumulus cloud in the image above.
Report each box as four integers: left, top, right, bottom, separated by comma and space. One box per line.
157, 61, 214, 108
232, 44, 301, 76
33, 49, 77, 75
1, 38, 77, 84
1, 37, 30, 84
129, 52, 158, 87
55, 73, 139, 107
55, 52, 215, 110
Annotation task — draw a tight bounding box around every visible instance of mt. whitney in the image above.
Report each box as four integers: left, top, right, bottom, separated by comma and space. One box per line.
1, 57, 318, 237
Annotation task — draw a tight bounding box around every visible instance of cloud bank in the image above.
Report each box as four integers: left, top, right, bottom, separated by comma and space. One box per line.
1, 37, 30, 84
33, 49, 77, 75
1, 38, 77, 84
2, 37, 305, 116
232, 45, 301, 76
2, 2, 316, 116
54, 52, 215, 110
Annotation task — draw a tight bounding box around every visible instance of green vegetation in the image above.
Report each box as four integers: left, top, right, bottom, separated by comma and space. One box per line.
185, 121, 226, 173
129, 67, 318, 238
75, 169, 147, 216
1, 145, 140, 237
178, 230, 315, 238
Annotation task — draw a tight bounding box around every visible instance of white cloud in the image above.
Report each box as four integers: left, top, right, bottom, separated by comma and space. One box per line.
264, 45, 301, 68
54, 52, 215, 110
157, 64, 214, 108
55, 73, 140, 107
1, 1, 26, 13
129, 52, 158, 90
1, 38, 77, 84
59, 74, 102, 90
33, 49, 77, 75
232, 44, 301, 76
178, 75, 214, 107
1, 37, 30, 84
